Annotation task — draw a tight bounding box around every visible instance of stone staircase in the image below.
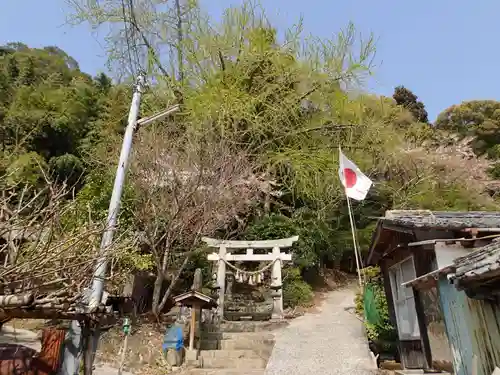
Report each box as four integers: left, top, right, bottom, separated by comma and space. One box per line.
187, 321, 287, 375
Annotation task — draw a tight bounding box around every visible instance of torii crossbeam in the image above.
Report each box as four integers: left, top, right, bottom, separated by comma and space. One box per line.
203, 236, 298, 320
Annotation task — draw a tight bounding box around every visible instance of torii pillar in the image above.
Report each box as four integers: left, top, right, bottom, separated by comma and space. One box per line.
203, 236, 298, 320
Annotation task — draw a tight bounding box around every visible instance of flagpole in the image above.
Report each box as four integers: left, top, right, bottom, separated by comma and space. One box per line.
338, 146, 368, 288
346, 193, 363, 288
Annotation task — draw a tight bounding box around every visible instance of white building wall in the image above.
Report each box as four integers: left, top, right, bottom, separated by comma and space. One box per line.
434, 240, 486, 269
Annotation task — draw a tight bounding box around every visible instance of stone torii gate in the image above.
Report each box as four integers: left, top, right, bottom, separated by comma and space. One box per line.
202, 236, 298, 320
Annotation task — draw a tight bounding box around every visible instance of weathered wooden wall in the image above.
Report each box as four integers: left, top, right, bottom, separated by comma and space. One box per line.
468, 298, 500, 375
419, 286, 453, 372
380, 229, 439, 370
439, 277, 500, 375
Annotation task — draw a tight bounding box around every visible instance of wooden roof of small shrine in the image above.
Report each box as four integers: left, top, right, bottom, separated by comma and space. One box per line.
173, 290, 217, 309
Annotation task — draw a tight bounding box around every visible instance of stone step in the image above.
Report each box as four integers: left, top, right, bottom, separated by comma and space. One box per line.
200, 340, 220, 350
199, 349, 265, 359
187, 369, 265, 375
222, 337, 274, 350
219, 321, 288, 333
201, 337, 275, 351
199, 356, 268, 369
203, 332, 275, 341
223, 311, 271, 322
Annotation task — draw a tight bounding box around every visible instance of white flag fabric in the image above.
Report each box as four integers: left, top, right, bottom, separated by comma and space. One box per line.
338, 149, 372, 201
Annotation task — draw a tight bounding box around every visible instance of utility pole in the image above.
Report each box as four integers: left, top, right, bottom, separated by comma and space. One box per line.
59, 75, 145, 375
61, 73, 180, 375
90, 84, 180, 304
90, 74, 145, 310
89, 74, 145, 374
59, 71, 180, 374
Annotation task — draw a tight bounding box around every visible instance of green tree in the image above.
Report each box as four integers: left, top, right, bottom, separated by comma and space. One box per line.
0, 43, 120, 191
71, 0, 498, 254
6, 151, 48, 189
435, 100, 500, 157
49, 153, 84, 188
393, 86, 429, 123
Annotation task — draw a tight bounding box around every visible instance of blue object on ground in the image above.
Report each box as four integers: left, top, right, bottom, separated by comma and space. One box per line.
162, 323, 184, 351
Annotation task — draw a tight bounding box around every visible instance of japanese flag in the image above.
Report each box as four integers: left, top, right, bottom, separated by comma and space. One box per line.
338, 149, 372, 201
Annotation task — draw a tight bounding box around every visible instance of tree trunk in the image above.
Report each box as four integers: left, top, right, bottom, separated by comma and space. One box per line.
152, 242, 172, 315
151, 273, 163, 316
157, 255, 190, 313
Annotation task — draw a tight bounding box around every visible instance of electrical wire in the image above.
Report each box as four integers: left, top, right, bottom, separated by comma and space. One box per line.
127, 0, 144, 72
121, 0, 137, 77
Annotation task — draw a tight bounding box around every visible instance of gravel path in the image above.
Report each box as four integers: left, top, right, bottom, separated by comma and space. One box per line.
265, 282, 377, 375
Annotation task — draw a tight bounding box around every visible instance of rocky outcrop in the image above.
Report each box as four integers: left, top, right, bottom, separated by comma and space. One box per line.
408, 132, 500, 204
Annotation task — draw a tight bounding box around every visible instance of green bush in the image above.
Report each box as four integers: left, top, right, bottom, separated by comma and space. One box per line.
488, 163, 500, 179
74, 167, 136, 226
242, 212, 342, 269
487, 144, 500, 159
6, 151, 48, 189
48, 153, 84, 187
282, 267, 313, 308
356, 267, 397, 345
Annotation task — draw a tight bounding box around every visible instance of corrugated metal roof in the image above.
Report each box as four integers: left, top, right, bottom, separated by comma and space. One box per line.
381, 210, 500, 230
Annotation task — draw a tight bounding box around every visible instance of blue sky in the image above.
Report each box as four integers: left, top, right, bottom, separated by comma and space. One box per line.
1, 0, 500, 121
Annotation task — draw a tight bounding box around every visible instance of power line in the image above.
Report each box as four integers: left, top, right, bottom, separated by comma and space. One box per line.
121, 0, 136, 76
127, 0, 143, 71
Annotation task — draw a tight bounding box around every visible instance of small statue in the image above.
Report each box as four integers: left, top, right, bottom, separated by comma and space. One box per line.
191, 268, 202, 292
226, 271, 234, 299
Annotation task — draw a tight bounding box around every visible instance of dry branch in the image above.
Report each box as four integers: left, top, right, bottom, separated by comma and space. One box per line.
130, 128, 275, 314
0, 175, 133, 313
0, 293, 34, 307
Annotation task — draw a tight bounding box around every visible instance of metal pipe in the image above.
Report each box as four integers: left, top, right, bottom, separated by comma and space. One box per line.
137, 104, 180, 127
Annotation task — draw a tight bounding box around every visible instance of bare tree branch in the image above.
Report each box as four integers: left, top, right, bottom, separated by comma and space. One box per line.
130, 127, 277, 314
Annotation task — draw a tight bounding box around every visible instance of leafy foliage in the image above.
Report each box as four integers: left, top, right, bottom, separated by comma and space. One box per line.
6, 152, 48, 189
282, 267, 313, 308
49, 153, 84, 187
243, 213, 326, 268
0, 44, 121, 193
2, 1, 500, 324
435, 100, 500, 156
488, 163, 500, 179
355, 267, 397, 348
393, 86, 429, 123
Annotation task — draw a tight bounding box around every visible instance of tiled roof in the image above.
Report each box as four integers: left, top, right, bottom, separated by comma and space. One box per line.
366, 210, 500, 266
381, 210, 500, 230
453, 240, 500, 283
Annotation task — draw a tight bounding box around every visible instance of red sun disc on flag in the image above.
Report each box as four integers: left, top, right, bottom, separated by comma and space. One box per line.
343, 168, 357, 188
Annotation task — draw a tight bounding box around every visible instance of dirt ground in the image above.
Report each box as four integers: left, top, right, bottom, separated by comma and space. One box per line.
287, 269, 354, 316
97, 320, 171, 375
